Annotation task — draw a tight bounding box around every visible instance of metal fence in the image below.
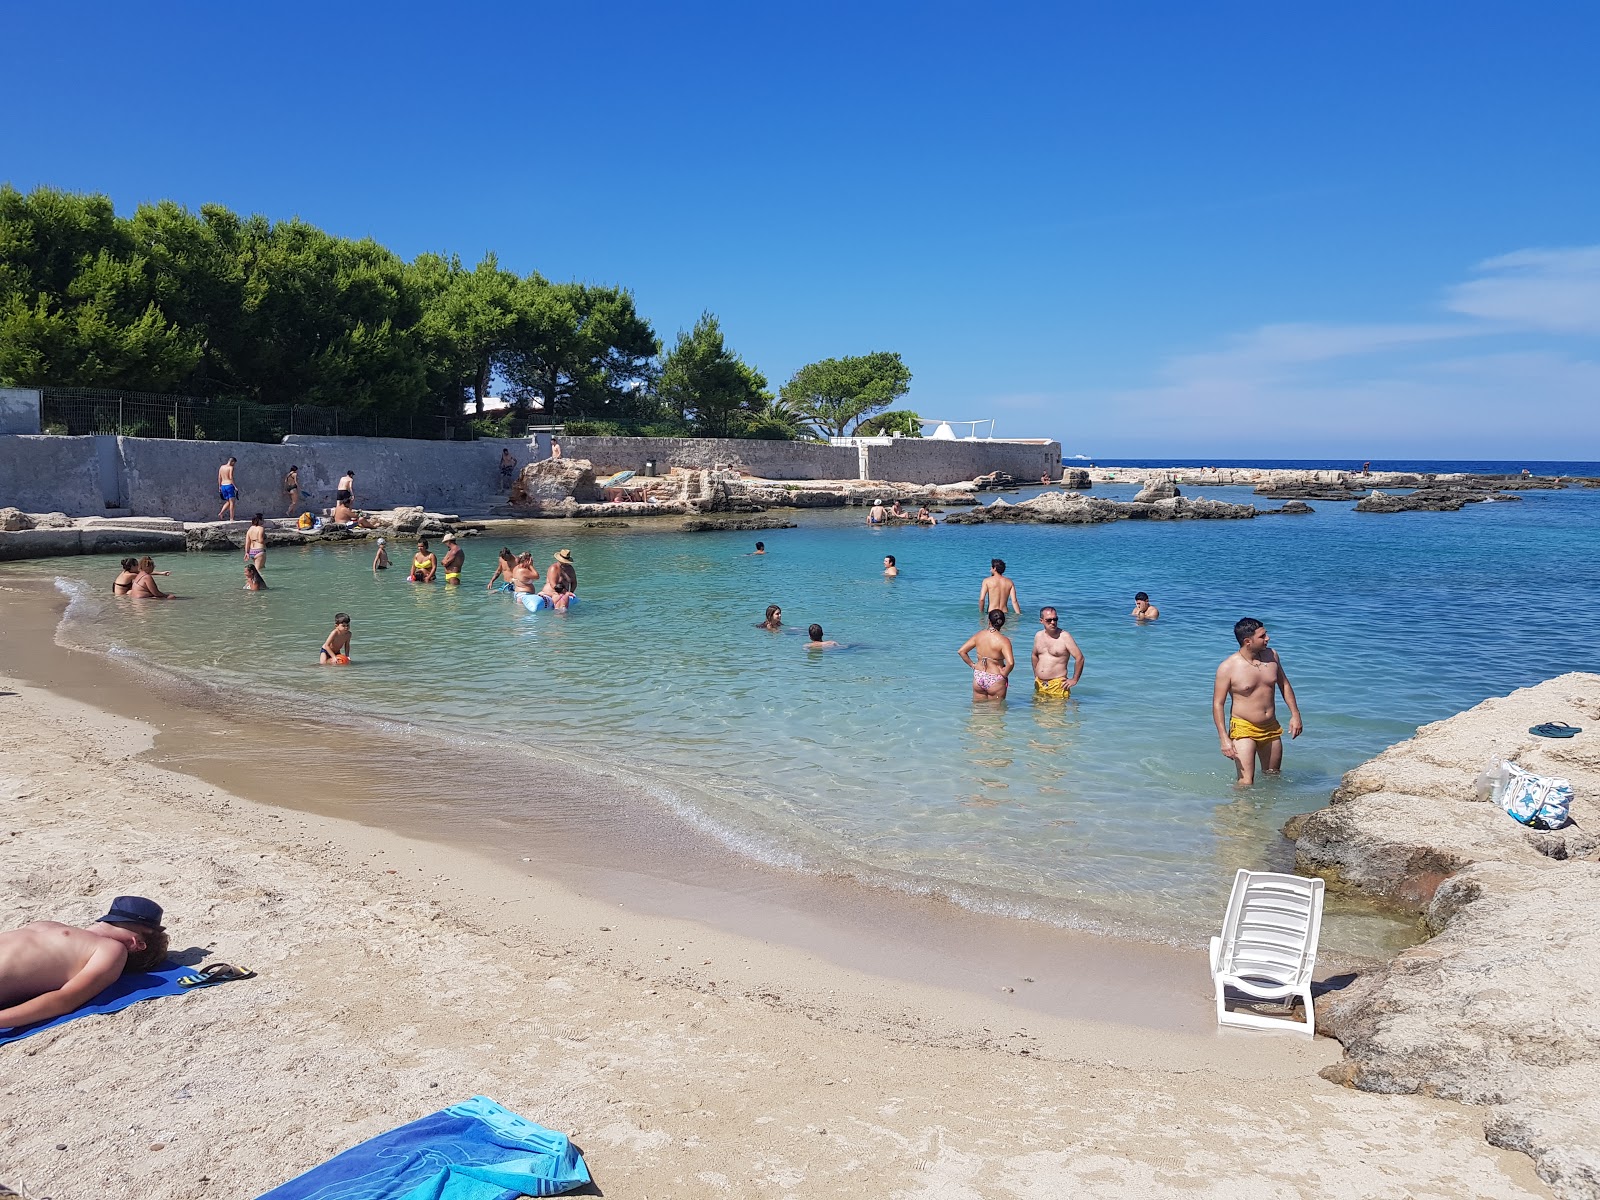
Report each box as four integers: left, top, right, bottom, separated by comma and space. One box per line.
38, 387, 481, 442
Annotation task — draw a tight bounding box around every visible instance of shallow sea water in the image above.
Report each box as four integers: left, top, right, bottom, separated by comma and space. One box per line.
35, 482, 1600, 952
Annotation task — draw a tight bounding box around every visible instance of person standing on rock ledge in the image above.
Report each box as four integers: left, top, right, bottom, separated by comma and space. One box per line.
1212, 617, 1303, 787
217, 456, 238, 521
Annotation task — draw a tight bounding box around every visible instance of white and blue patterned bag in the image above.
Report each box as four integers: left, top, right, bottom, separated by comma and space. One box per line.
1496, 762, 1573, 830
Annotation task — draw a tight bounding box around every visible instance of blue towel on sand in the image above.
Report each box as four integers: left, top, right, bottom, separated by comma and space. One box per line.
257, 1096, 591, 1200
0, 960, 190, 1047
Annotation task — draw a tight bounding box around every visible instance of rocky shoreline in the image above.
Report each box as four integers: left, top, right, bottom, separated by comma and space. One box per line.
1287, 674, 1600, 1198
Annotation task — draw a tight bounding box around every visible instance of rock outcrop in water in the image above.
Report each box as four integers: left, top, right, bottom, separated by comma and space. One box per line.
944, 491, 1262, 525
1132, 477, 1179, 502
1290, 674, 1600, 1198
1354, 486, 1522, 513
1253, 480, 1368, 500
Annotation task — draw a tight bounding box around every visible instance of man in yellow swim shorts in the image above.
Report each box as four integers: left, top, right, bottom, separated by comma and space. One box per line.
1212, 617, 1303, 787
440, 532, 465, 585
1031, 606, 1085, 699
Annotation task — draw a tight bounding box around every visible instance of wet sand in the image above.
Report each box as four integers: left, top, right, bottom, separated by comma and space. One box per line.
0, 579, 1554, 1197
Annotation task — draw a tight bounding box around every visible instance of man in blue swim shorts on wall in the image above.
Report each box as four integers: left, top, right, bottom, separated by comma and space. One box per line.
218, 456, 238, 520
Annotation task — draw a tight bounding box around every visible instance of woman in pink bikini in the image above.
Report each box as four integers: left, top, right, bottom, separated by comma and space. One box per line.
957, 609, 1014, 701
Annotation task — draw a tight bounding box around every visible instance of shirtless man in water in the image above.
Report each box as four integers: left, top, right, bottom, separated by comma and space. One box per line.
1212, 617, 1303, 787
1031, 606, 1084, 698
978, 559, 1021, 616
0, 896, 168, 1030
958, 610, 1015, 700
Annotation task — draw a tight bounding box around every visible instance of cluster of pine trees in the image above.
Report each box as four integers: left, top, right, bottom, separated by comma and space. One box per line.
0, 186, 914, 440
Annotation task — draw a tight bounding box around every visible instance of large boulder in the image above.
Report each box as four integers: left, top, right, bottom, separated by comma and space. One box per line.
510, 457, 601, 504
1296, 674, 1600, 1198
387, 506, 425, 534
0, 507, 34, 531
1061, 468, 1092, 489
1132, 477, 1179, 503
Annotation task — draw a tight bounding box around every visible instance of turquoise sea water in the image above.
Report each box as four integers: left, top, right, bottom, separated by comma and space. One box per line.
33, 482, 1600, 951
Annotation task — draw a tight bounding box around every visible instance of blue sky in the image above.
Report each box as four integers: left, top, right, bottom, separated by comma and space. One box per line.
5, 2, 1598, 458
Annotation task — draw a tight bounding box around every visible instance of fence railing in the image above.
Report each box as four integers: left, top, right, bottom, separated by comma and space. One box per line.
38, 388, 482, 442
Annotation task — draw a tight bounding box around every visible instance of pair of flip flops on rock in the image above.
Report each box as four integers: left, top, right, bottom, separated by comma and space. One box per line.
1530, 722, 1582, 739
177, 962, 256, 988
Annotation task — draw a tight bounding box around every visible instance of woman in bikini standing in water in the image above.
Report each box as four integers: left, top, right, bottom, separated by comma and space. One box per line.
957, 609, 1014, 701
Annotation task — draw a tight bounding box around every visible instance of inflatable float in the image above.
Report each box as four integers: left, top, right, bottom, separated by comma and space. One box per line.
516, 593, 579, 612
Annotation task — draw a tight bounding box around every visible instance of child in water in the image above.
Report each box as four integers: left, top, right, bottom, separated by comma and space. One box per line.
319, 613, 352, 664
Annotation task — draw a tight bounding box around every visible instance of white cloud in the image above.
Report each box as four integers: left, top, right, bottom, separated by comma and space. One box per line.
1446, 246, 1600, 334
1012, 244, 1600, 456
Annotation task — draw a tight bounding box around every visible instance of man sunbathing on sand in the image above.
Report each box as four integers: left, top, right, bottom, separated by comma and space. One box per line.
0, 896, 169, 1029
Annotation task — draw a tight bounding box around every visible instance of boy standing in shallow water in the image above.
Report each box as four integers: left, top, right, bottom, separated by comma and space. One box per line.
320, 613, 352, 664
1212, 617, 1303, 787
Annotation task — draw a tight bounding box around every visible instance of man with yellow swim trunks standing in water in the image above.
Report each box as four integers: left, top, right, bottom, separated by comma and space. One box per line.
1031, 606, 1084, 698
1212, 617, 1303, 787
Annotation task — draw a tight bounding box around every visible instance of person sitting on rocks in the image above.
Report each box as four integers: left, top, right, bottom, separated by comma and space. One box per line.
916, 506, 936, 526
0, 896, 170, 1030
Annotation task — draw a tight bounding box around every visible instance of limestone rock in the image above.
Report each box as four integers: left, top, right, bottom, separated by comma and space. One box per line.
1355, 486, 1521, 513
1253, 480, 1363, 500
0, 508, 34, 531
387, 506, 425, 534
1132, 478, 1179, 502
184, 524, 243, 552
1258, 500, 1315, 514
1295, 673, 1600, 1197
1061, 468, 1092, 489
680, 516, 799, 532
32, 512, 73, 529
509, 458, 601, 505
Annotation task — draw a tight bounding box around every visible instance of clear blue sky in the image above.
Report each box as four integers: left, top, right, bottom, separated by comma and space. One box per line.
5, 2, 1597, 458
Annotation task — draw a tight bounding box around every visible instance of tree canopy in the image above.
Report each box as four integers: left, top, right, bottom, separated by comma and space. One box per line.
779, 352, 913, 438
656, 312, 771, 438
0, 185, 913, 442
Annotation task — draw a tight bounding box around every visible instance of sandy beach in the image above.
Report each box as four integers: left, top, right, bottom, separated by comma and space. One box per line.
0, 590, 1555, 1198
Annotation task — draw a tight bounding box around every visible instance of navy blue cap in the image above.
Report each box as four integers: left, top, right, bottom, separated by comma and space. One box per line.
97, 896, 164, 931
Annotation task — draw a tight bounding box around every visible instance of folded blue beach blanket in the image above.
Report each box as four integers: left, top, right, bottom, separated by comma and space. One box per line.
256, 1095, 591, 1200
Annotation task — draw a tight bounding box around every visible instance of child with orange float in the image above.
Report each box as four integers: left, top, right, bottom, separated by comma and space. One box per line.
319, 613, 353, 665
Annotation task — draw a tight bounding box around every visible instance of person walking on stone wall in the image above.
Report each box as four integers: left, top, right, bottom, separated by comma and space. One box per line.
499, 448, 518, 492
218, 457, 238, 521
284, 465, 301, 517
336, 469, 356, 509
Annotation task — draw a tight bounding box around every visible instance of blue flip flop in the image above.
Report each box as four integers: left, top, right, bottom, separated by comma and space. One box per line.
1530, 722, 1582, 739
177, 962, 256, 988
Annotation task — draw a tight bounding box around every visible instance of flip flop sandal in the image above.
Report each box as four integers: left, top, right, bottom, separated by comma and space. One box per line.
1530, 722, 1582, 739
178, 962, 256, 988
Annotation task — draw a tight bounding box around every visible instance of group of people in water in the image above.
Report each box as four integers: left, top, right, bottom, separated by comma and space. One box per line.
485, 545, 578, 609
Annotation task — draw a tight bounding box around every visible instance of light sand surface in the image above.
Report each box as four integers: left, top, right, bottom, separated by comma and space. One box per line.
0, 674, 1554, 1199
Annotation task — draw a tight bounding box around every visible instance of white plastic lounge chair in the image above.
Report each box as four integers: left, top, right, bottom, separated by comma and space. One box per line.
1209, 869, 1324, 1036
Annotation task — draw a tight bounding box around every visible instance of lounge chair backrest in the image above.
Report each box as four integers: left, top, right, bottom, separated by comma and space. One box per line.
1216, 870, 1323, 988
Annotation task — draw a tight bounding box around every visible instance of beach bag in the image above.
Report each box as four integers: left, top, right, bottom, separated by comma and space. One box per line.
1494, 762, 1572, 830
297, 511, 314, 529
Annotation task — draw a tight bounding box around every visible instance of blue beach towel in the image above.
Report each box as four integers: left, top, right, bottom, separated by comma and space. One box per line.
0, 961, 191, 1047
257, 1095, 591, 1200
